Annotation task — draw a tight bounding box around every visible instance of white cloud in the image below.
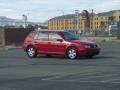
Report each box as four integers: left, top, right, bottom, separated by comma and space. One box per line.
0, 0, 120, 22
84, 0, 120, 13
0, 8, 14, 12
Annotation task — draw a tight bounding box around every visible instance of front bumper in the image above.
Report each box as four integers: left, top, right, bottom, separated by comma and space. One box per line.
79, 48, 100, 56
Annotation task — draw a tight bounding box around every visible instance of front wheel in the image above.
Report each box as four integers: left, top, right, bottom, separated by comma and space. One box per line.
26, 46, 37, 58
66, 47, 78, 59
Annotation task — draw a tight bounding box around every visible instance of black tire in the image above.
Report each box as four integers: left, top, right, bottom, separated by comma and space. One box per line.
26, 46, 37, 58
66, 47, 78, 59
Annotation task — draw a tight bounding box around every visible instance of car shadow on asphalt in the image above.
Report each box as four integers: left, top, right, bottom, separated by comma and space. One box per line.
36, 55, 115, 60
78, 55, 115, 60
92, 55, 115, 59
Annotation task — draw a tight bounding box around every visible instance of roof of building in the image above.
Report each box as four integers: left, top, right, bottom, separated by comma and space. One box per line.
48, 10, 120, 21
49, 14, 81, 21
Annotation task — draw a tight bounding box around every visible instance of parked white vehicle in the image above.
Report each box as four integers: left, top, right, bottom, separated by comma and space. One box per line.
108, 24, 118, 35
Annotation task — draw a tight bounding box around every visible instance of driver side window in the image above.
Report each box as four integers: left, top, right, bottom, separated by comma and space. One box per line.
49, 33, 62, 41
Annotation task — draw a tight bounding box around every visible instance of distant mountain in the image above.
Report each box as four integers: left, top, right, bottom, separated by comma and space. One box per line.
0, 16, 23, 26
0, 16, 48, 27
97, 10, 120, 16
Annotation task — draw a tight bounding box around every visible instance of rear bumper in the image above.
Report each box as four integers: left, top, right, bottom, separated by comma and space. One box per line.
22, 44, 27, 51
79, 48, 100, 56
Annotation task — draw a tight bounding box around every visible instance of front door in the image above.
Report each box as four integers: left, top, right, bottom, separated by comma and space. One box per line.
48, 32, 66, 55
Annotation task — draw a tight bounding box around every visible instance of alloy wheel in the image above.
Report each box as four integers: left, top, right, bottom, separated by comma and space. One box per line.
27, 46, 37, 58
67, 47, 78, 59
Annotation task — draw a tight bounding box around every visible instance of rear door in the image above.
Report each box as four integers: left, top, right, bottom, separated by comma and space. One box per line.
34, 31, 49, 53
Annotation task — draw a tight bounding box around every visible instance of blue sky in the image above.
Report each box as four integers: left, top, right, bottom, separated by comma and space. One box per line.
0, 0, 120, 22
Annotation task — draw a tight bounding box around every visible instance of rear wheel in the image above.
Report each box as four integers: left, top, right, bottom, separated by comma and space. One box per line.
26, 46, 37, 58
66, 47, 78, 59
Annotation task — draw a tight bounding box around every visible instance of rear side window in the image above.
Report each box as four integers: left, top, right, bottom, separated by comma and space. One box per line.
34, 32, 48, 40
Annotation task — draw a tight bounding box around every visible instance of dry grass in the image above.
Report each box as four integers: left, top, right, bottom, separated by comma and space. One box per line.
87, 37, 120, 43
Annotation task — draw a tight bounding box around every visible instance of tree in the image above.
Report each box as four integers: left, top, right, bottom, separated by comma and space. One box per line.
19, 25, 24, 28
100, 21, 107, 30
109, 16, 114, 21
4, 25, 16, 29
27, 24, 34, 28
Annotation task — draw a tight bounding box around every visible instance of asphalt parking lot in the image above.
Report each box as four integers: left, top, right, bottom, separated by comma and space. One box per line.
0, 42, 120, 90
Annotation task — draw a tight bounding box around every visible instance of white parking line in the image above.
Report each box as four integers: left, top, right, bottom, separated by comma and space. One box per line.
110, 82, 120, 84
49, 80, 103, 83
75, 73, 120, 80
41, 75, 62, 80
41, 72, 120, 82
42, 79, 120, 84
41, 69, 98, 80
102, 78, 120, 83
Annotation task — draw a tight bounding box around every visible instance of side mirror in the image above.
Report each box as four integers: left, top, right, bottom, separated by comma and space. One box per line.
57, 39, 63, 42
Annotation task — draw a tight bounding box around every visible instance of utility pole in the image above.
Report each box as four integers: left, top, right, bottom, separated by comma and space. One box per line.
22, 14, 27, 28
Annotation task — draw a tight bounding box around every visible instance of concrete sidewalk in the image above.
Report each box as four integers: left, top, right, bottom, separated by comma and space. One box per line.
0, 46, 5, 51
0, 46, 22, 51
87, 37, 120, 43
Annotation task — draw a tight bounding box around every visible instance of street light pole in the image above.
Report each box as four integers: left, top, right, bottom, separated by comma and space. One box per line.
91, 9, 94, 33
117, 21, 120, 39
22, 14, 27, 28
75, 10, 79, 34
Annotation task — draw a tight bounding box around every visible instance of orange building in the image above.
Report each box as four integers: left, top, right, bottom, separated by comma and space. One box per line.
48, 10, 120, 32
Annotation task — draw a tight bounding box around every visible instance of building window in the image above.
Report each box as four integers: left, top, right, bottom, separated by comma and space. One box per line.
106, 17, 108, 20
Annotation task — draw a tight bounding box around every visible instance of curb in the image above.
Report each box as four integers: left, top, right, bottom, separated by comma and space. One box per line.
87, 37, 120, 43
5, 47, 22, 50
0, 46, 22, 51
93, 39, 120, 43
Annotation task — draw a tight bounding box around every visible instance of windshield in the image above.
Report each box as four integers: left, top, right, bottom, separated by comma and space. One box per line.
60, 32, 80, 40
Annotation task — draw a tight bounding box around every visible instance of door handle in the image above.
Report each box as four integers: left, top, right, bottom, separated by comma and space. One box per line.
34, 41, 38, 44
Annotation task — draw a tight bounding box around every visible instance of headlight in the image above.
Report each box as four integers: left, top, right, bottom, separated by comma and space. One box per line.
84, 44, 91, 48
96, 44, 101, 48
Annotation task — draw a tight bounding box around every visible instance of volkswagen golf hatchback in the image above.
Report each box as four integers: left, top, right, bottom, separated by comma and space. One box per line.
23, 30, 100, 59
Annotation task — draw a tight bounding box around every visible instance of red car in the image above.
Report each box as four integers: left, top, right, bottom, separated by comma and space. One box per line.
23, 30, 100, 59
